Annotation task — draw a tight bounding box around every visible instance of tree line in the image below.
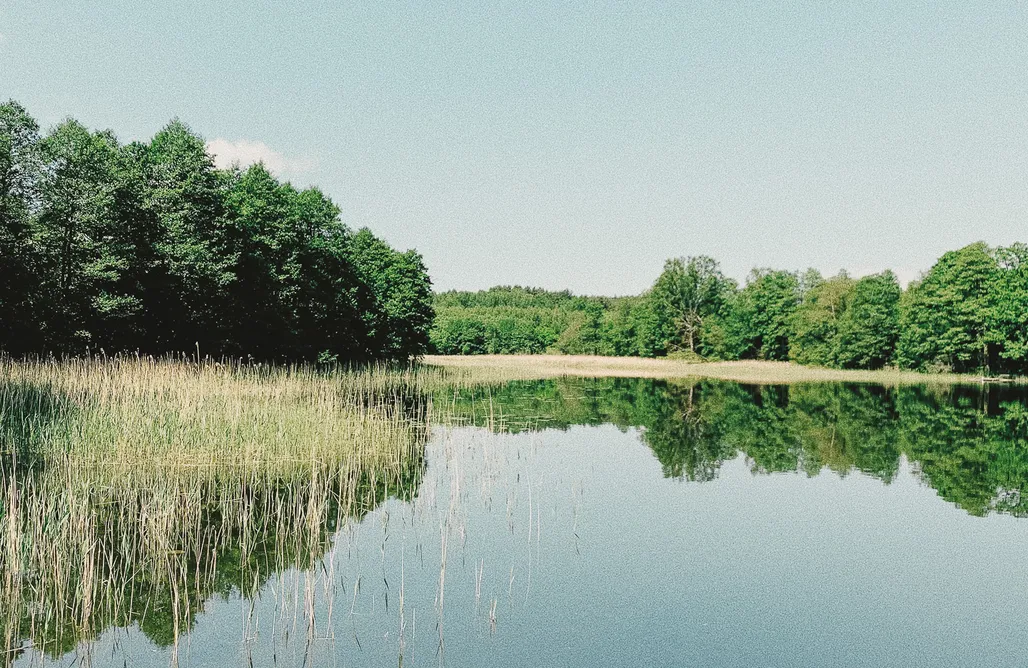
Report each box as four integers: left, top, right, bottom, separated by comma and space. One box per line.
0, 100, 433, 361
432, 242, 1028, 374
431, 287, 619, 355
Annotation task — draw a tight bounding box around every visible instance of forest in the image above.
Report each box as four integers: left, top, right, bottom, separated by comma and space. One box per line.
0, 100, 433, 361
431, 243, 1028, 375
4, 99, 1028, 374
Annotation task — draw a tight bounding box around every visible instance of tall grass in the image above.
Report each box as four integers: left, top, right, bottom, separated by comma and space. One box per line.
0, 356, 439, 662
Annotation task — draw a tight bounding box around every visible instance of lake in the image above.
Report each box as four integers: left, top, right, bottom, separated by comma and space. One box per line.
7, 377, 1028, 667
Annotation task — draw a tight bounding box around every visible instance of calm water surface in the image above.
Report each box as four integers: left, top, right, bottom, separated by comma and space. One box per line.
11, 379, 1028, 667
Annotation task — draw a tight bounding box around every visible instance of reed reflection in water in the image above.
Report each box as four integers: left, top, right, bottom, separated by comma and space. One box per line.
5, 369, 1028, 666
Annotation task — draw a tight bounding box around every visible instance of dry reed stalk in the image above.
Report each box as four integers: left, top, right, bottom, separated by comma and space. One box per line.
0, 356, 435, 662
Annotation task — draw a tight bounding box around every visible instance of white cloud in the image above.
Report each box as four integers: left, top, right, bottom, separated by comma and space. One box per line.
205, 138, 315, 176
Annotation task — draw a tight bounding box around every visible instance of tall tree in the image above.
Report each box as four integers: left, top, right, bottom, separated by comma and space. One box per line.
897, 242, 999, 373
987, 244, 1028, 374
836, 270, 901, 369
648, 256, 736, 355
724, 269, 801, 361
35, 121, 139, 351
141, 120, 234, 354
0, 101, 437, 362
221, 163, 293, 358
280, 186, 369, 360
348, 228, 434, 360
789, 271, 854, 367
0, 100, 41, 353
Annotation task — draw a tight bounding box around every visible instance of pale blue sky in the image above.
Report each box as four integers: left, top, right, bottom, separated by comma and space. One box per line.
2, 1, 1026, 294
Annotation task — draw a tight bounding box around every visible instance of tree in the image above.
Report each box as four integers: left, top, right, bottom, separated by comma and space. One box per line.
280, 186, 369, 360
897, 243, 999, 372
648, 256, 736, 355
140, 120, 234, 354
34, 120, 140, 351
431, 316, 488, 354
0, 100, 41, 353
789, 271, 854, 367
0, 100, 437, 362
723, 269, 801, 361
348, 228, 434, 360
221, 163, 293, 358
986, 244, 1028, 374
578, 301, 604, 355
836, 271, 901, 369
601, 297, 658, 357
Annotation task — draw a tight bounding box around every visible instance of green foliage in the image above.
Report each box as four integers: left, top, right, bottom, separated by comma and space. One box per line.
836, 271, 901, 369
434, 285, 579, 310
789, 271, 854, 366
431, 316, 488, 354
601, 297, 660, 357
988, 244, 1028, 374
448, 377, 1028, 517
35, 120, 139, 350
647, 256, 736, 355
0, 101, 432, 361
897, 243, 999, 373
435, 239, 1028, 375
0, 100, 42, 352
140, 119, 234, 353
349, 228, 435, 360
430, 287, 656, 356
718, 269, 801, 361
557, 301, 605, 354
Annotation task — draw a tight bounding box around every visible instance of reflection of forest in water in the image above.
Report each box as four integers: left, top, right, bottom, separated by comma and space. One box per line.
0, 381, 429, 664
446, 378, 1028, 518
6, 375, 1028, 663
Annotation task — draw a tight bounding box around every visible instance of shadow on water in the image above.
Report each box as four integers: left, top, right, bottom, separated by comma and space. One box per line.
442, 377, 1028, 518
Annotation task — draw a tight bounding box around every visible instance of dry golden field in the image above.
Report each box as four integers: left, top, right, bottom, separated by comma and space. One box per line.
423, 354, 1003, 385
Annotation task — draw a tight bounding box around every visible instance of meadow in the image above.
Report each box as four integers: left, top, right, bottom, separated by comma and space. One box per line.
423, 354, 1011, 385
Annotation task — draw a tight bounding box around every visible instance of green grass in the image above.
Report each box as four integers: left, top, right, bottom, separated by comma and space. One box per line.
0, 357, 442, 658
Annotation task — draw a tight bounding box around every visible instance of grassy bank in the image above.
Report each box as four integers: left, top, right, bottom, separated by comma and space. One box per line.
422, 354, 1009, 385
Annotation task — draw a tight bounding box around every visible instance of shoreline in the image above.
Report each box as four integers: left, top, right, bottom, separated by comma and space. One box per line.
422, 354, 1012, 386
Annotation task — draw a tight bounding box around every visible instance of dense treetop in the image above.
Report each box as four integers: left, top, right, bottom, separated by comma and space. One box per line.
0, 100, 433, 361
431, 286, 653, 356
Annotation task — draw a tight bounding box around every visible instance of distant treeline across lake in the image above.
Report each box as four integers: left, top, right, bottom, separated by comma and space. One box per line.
4, 101, 1027, 374
432, 243, 1028, 375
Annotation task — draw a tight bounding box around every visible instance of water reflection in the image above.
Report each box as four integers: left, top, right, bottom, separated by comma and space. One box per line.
447, 378, 1028, 516
4, 377, 1028, 666
0, 382, 429, 665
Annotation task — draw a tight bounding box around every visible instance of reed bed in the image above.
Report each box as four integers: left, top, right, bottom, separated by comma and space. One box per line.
0, 356, 441, 663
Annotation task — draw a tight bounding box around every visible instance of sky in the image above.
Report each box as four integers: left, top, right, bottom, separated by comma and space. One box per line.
2, 1, 1027, 295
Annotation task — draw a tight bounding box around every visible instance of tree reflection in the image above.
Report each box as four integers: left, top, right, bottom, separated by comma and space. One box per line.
445, 378, 1028, 517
